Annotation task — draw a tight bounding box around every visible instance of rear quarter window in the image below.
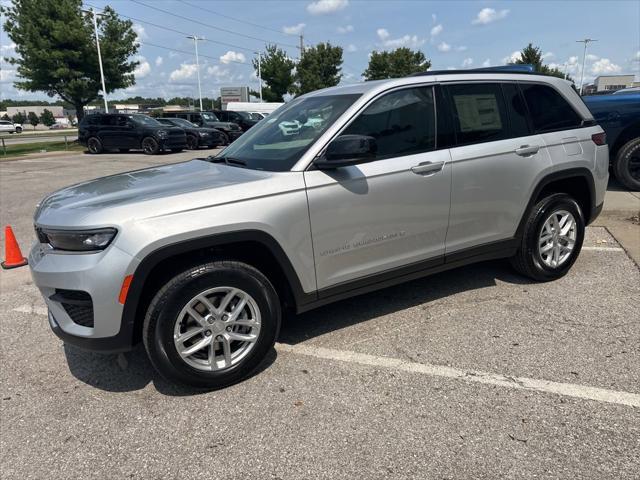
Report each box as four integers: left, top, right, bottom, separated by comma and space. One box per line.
520, 83, 582, 132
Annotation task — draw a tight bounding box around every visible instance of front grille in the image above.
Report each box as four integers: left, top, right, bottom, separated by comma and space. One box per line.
50, 289, 94, 328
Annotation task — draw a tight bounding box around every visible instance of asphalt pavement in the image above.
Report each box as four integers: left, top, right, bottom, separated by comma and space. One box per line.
1, 150, 638, 479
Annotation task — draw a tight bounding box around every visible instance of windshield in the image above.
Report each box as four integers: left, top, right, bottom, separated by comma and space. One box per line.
201, 112, 220, 121
132, 115, 161, 127
215, 94, 360, 171
161, 117, 195, 128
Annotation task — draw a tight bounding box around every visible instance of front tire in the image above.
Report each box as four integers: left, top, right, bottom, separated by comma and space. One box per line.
142, 136, 160, 155
87, 136, 103, 154
186, 135, 198, 150
613, 138, 640, 191
510, 193, 584, 281
143, 260, 281, 389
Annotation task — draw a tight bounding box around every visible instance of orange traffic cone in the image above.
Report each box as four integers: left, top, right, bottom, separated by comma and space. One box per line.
1, 226, 28, 269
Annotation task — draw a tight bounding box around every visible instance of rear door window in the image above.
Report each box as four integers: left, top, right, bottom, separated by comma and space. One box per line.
520, 83, 582, 132
501, 83, 532, 138
446, 83, 509, 146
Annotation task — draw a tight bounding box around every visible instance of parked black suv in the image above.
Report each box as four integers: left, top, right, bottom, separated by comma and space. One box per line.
212, 110, 259, 132
157, 117, 225, 150
162, 111, 242, 144
79, 113, 187, 154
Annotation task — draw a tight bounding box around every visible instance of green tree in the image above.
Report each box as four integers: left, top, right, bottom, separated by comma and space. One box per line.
1, 0, 139, 121
1, 113, 10, 121
512, 43, 573, 82
295, 42, 343, 95
253, 44, 295, 102
27, 111, 39, 129
40, 109, 56, 127
363, 48, 431, 80
12, 112, 26, 125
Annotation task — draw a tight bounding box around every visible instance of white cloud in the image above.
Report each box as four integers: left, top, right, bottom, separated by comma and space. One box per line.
482, 58, 491, 68
632, 51, 640, 63
430, 24, 443, 37
132, 23, 147, 43
502, 50, 521, 64
586, 53, 599, 61
456, 45, 468, 52
591, 58, 622, 75
307, 0, 348, 15
542, 51, 555, 60
431, 13, 437, 23
220, 50, 246, 64
462, 58, 474, 68
472, 8, 510, 25
169, 63, 198, 82
283, 23, 306, 35
338, 24, 354, 34
0, 67, 16, 82
437, 41, 451, 52
0, 42, 16, 53
376, 28, 425, 49
206, 65, 232, 81
346, 44, 357, 53
134, 56, 151, 78
155, 56, 163, 66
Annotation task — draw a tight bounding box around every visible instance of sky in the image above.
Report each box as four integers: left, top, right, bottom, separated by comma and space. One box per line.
1, 0, 639, 101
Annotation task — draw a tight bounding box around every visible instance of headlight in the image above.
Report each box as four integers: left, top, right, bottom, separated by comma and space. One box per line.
156, 130, 168, 138
37, 228, 117, 251
199, 131, 209, 137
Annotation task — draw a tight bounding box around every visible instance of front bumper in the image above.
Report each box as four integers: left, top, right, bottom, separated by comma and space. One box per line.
29, 242, 138, 353
159, 135, 187, 150
226, 130, 243, 142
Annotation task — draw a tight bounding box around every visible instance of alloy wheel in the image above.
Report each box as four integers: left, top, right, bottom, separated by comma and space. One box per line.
538, 209, 577, 268
173, 287, 261, 371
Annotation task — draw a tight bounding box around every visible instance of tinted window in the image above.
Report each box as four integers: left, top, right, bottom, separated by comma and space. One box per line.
342, 87, 435, 160
520, 83, 582, 132
502, 83, 531, 137
447, 83, 508, 145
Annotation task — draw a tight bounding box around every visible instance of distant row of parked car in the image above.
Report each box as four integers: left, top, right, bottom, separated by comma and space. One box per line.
78, 110, 267, 155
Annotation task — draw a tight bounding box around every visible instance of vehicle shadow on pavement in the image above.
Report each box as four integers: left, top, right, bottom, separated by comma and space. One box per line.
279, 260, 533, 345
61, 260, 530, 395
62, 342, 278, 396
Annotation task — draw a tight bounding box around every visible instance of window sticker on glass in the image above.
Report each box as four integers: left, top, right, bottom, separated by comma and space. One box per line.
453, 94, 502, 132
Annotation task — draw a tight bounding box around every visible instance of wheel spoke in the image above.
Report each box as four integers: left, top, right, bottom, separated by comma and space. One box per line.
217, 289, 239, 314
195, 294, 216, 315
221, 336, 232, 367
228, 295, 248, 322
186, 306, 208, 327
179, 335, 211, 358
540, 242, 554, 253
227, 331, 258, 343
175, 326, 204, 345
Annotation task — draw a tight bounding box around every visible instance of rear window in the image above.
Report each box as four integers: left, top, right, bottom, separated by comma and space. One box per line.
520, 83, 582, 132
447, 83, 509, 145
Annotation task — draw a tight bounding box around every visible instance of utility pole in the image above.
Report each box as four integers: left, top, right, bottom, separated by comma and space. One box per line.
576, 38, 597, 95
82, 8, 108, 112
187, 35, 204, 111
298, 34, 304, 60
255, 51, 263, 102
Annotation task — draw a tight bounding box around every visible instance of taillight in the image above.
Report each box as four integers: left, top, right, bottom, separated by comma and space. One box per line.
591, 132, 607, 146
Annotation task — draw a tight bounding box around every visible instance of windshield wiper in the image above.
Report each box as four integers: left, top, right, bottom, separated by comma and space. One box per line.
208, 155, 247, 167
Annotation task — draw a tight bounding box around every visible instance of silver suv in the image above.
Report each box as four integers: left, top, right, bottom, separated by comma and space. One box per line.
29, 71, 609, 388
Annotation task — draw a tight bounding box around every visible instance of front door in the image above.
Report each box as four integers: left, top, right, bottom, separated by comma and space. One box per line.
304, 86, 452, 291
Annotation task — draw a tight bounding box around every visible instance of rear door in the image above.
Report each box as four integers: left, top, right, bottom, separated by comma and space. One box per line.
444, 82, 551, 254
304, 85, 452, 290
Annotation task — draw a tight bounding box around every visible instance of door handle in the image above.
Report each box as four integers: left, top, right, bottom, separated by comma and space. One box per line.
411, 161, 444, 175
515, 145, 540, 156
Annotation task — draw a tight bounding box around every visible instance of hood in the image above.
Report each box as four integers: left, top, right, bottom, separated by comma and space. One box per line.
35, 160, 275, 227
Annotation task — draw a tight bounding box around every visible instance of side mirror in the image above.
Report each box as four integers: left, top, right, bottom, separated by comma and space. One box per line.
315, 134, 377, 169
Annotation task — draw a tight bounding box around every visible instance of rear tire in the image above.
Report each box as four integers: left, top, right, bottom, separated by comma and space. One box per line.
510, 193, 584, 281
87, 136, 103, 154
613, 138, 640, 191
143, 260, 281, 389
142, 137, 160, 155
186, 135, 198, 150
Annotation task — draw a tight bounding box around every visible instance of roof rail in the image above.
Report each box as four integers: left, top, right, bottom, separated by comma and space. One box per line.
409, 64, 537, 77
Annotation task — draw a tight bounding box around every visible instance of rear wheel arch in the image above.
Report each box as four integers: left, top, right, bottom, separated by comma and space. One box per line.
516, 168, 595, 239
122, 231, 310, 345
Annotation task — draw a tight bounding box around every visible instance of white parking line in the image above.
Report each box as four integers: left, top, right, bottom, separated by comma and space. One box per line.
13, 305, 48, 316
276, 343, 640, 408
582, 246, 625, 252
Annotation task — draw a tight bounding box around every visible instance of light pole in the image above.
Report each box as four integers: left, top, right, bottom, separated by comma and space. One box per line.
82, 8, 109, 112
255, 51, 263, 102
576, 38, 597, 95
187, 35, 204, 111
